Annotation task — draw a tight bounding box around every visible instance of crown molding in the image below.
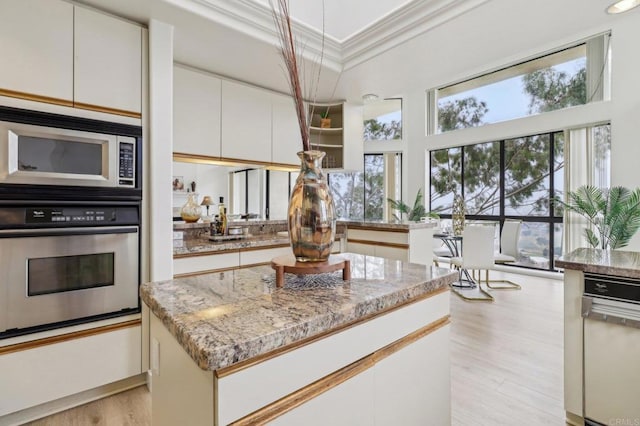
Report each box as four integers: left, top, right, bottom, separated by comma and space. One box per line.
165, 0, 490, 73
165, 0, 343, 72
341, 0, 491, 70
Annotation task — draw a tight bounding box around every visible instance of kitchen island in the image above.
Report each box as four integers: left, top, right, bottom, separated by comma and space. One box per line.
555, 248, 640, 426
141, 253, 456, 425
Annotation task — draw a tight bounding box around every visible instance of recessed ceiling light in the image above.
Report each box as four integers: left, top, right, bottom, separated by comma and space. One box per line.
607, 0, 640, 14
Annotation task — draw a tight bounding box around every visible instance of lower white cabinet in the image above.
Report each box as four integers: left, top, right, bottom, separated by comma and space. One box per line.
346, 226, 433, 265
239, 246, 291, 267
0, 322, 141, 417
149, 291, 450, 425
173, 251, 240, 277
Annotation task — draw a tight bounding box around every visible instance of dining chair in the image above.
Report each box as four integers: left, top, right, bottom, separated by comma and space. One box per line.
449, 225, 495, 302
488, 220, 522, 290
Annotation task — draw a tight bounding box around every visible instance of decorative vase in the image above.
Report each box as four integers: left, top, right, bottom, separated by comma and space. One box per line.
288, 150, 336, 262
452, 194, 465, 236
320, 117, 331, 128
180, 193, 201, 223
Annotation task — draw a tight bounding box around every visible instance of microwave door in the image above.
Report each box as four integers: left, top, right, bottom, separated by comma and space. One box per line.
0, 120, 116, 187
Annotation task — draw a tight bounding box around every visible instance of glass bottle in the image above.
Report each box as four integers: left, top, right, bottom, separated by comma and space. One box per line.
180, 193, 201, 223
218, 197, 227, 235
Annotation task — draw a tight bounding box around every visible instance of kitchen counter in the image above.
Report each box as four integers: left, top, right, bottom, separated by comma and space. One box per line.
173, 234, 290, 256
144, 253, 455, 425
142, 253, 455, 370
340, 220, 436, 230
555, 247, 640, 278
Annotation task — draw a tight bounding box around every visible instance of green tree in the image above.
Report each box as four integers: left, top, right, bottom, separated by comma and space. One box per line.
438, 97, 488, 132
364, 119, 402, 140
431, 64, 586, 216
522, 67, 586, 114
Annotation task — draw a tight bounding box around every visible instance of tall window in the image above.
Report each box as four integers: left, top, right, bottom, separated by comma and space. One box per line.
328, 153, 402, 221
364, 98, 403, 141
428, 33, 610, 134
429, 127, 612, 271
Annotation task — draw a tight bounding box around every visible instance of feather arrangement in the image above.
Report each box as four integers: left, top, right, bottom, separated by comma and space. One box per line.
270, 0, 324, 152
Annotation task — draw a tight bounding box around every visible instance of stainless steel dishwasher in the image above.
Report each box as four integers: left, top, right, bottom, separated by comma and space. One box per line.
582, 273, 640, 426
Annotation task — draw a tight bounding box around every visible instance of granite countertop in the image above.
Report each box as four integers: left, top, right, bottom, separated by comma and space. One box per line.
174, 234, 290, 256
339, 220, 437, 230
555, 248, 640, 279
141, 253, 457, 371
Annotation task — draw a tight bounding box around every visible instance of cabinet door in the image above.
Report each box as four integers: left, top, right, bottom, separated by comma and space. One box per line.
0, 0, 73, 103
173, 66, 221, 157
221, 81, 272, 163
272, 94, 302, 165
74, 7, 142, 115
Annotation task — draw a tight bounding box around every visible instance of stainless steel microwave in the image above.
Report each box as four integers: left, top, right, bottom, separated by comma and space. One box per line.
0, 119, 136, 189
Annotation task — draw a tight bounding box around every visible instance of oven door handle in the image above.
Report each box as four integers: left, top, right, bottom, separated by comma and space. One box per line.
582, 296, 640, 329
0, 226, 138, 238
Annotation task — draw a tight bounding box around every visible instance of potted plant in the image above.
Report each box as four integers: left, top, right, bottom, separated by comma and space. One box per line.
556, 185, 640, 249
320, 109, 331, 128
387, 188, 439, 222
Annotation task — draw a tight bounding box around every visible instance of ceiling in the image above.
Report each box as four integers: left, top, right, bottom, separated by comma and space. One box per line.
250, 0, 414, 42
74, 0, 629, 103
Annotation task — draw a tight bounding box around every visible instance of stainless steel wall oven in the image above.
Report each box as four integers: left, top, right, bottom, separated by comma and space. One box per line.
0, 107, 142, 339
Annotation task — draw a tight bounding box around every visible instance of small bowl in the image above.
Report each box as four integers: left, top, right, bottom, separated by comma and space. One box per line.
228, 226, 243, 235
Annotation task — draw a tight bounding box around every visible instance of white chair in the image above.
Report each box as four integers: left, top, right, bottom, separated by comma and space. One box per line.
450, 225, 495, 302
489, 220, 522, 290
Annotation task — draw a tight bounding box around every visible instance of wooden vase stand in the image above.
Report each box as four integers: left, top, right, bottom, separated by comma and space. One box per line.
270, 255, 351, 288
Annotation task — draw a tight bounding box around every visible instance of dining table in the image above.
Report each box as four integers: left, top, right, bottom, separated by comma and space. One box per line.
433, 232, 476, 287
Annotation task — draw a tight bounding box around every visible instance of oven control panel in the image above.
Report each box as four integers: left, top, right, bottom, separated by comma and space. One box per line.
26, 208, 117, 224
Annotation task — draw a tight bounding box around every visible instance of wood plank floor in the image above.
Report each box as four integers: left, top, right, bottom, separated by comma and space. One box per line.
26, 270, 565, 425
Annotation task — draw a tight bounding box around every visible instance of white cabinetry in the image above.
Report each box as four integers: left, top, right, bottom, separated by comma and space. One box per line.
0, 0, 73, 104
221, 81, 272, 163
0, 322, 141, 417
174, 66, 222, 157
74, 6, 142, 116
346, 226, 433, 265
271, 94, 302, 165
0, 0, 142, 117
149, 290, 450, 425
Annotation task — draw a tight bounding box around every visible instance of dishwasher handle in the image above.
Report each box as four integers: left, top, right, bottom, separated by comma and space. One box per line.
582, 296, 640, 329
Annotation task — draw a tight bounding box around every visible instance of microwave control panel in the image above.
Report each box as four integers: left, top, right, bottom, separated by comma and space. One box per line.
118, 139, 135, 187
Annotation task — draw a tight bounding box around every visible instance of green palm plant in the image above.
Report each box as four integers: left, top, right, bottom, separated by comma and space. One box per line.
557, 185, 640, 249
387, 188, 439, 222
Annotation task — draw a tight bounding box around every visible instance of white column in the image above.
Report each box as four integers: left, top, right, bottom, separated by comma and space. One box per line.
148, 19, 174, 281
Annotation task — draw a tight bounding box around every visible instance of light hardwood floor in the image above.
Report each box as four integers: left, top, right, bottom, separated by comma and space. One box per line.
26, 270, 564, 425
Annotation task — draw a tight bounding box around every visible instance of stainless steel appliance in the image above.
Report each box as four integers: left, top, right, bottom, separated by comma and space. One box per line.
0, 106, 141, 199
0, 203, 140, 338
582, 273, 640, 425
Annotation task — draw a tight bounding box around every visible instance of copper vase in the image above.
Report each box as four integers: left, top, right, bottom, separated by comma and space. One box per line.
288, 150, 336, 262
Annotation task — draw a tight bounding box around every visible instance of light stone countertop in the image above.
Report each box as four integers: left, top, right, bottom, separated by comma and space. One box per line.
555, 247, 640, 279
140, 253, 457, 371
338, 220, 437, 230
173, 234, 290, 256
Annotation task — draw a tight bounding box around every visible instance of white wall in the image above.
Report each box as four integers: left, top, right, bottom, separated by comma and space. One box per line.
344, 1, 640, 249
171, 162, 229, 216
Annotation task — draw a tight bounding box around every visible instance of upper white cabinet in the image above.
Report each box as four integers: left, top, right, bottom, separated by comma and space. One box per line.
0, 0, 73, 103
0, 0, 141, 118
221, 81, 272, 163
271, 94, 302, 165
173, 66, 221, 157
74, 6, 142, 116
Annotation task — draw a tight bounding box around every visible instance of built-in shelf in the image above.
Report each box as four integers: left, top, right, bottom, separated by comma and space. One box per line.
312, 143, 343, 148
310, 126, 343, 133
308, 102, 345, 169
